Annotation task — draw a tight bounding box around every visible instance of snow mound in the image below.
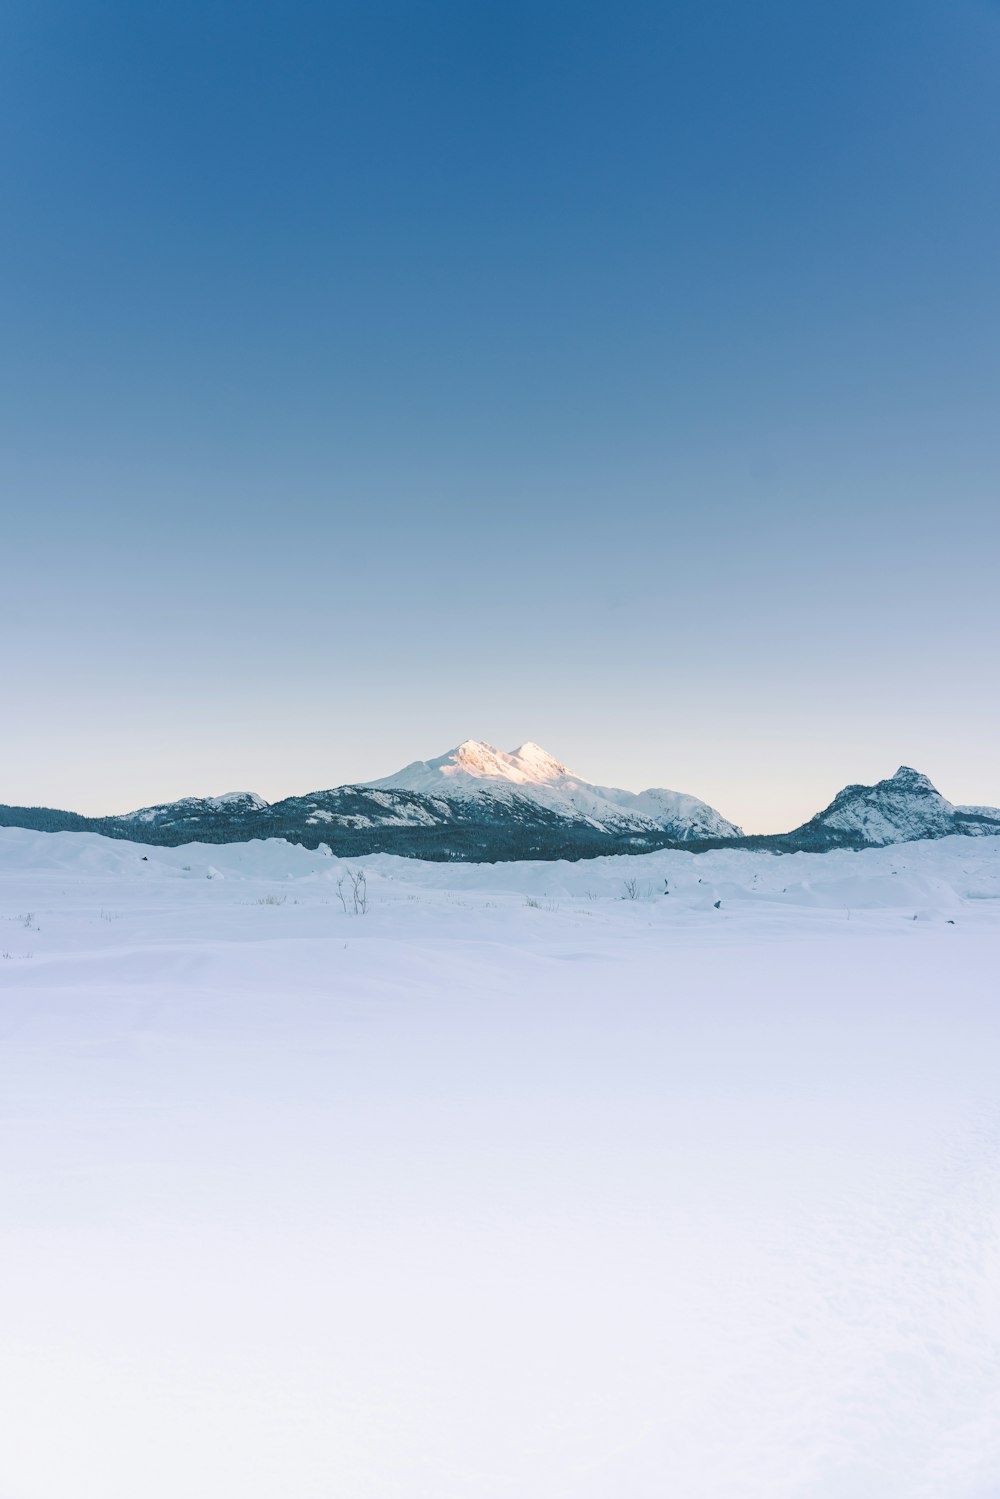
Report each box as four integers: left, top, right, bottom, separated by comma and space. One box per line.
3, 826, 997, 917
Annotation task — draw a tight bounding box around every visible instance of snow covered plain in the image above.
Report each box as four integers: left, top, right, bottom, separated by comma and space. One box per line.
2, 827, 999, 1499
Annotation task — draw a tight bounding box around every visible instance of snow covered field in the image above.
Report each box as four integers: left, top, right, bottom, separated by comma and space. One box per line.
2, 827, 999, 1499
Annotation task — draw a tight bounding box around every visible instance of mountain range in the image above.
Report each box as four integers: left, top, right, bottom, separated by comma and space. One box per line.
2, 742, 998, 861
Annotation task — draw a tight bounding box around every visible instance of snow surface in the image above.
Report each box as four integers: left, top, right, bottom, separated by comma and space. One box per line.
370, 738, 743, 838
2, 827, 999, 1498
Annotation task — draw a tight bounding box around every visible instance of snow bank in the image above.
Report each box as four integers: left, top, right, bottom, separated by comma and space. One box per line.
2, 826, 996, 916
1, 827, 998, 1498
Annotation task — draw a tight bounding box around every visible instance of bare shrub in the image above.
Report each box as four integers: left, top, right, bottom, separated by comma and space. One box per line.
338, 869, 368, 915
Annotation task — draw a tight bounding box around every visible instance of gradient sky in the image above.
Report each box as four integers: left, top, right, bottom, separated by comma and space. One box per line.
3, 0, 998, 831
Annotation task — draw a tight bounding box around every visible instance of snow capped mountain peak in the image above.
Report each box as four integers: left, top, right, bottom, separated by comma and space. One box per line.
209, 791, 269, 810
794, 766, 1000, 846
450, 740, 520, 777
368, 739, 742, 840
121, 790, 270, 826
888, 766, 937, 793
509, 741, 570, 777
450, 739, 571, 783
383, 739, 578, 791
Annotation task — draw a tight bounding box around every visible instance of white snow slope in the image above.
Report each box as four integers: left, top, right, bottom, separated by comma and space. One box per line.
2, 826, 999, 1499
369, 738, 742, 838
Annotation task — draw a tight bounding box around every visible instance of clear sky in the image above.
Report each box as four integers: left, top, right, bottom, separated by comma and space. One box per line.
3, 0, 998, 831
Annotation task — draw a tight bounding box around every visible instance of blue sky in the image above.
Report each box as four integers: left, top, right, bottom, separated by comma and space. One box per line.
3, 0, 998, 829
